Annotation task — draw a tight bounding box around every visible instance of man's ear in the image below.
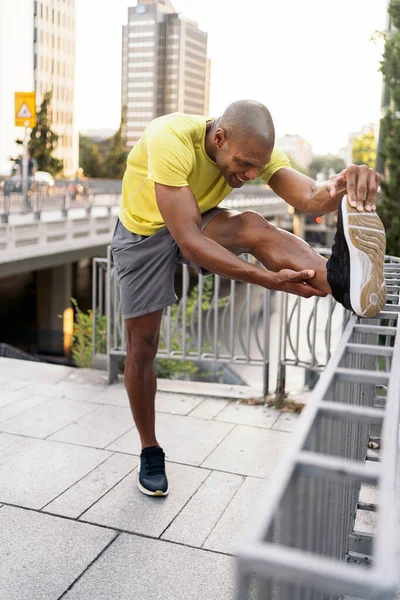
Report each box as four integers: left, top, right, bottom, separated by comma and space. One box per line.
214, 128, 227, 148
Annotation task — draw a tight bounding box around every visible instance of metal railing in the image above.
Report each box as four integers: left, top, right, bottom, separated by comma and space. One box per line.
275, 249, 349, 398
92, 247, 272, 394
236, 255, 400, 600
0, 180, 121, 223
0, 180, 290, 223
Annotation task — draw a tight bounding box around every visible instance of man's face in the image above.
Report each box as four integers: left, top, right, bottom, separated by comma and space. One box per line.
215, 136, 272, 188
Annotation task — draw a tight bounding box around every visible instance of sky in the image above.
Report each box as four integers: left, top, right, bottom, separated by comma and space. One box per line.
75, 0, 388, 155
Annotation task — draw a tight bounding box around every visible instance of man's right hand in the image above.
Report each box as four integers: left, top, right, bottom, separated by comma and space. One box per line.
273, 269, 327, 298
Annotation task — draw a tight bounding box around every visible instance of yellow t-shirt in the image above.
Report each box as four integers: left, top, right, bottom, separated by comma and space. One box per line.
120, 112, 291, 235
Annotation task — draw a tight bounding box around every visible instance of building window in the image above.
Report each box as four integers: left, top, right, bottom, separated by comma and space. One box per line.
130, 19, 155, 26
127, 82, 153, 88
127, 101, 153, 107
127, 51, 154, 58
127, 61, 154, 68
127, 91, 153, 98
128, 41, 155, 48
128, 72, 153, 79
128, 31, 155, 38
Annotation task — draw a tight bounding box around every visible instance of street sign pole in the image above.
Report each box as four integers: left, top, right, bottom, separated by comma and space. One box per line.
14, 92, 36, 212
22, 121, 29, 211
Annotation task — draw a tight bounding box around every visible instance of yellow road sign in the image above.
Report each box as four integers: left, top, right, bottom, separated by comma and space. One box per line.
15, 92, 36, 127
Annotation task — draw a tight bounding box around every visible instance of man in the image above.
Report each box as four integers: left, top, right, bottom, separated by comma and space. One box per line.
112, 100, 386, 497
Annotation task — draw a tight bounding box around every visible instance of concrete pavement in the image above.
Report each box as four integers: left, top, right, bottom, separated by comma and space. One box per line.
0, 357, 298, 600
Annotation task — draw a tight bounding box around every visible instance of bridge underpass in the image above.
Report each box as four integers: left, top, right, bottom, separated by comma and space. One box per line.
0, 184, 294, 359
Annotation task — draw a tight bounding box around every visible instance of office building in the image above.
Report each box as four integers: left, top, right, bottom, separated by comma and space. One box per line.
0, 0, 77, 176
122, 0, 210, 146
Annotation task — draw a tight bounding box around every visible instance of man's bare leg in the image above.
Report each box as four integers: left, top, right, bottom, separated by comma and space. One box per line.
124, 309, 164, 449
203, 210, 332, 295
124, 309, 169, 496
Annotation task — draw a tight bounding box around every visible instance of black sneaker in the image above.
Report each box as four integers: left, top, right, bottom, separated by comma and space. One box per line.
327, 196, 387, 318
138, 446, 169, 496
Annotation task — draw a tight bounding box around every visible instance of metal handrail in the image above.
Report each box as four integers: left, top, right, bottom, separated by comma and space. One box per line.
236, 256, 400, 600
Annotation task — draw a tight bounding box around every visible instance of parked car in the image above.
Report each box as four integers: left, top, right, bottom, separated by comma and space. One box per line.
31, 171, 55, 195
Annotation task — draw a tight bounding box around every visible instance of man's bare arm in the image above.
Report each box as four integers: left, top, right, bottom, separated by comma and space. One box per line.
269, 165, 381, 215
269, 168, 345, 215
155, 183, 325, 298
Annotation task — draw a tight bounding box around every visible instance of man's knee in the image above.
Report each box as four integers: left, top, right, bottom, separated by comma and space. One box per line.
238, 210, 275, 248
126, 332, 160, 368
125, 313, 162, 366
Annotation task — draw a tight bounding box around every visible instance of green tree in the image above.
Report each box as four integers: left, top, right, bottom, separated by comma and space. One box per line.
352, 132, 376, 167
308, 155, 346, 180
102, 113, 129, 179
79, 135, 105, 177
378, 0, 400, 257
17, 91, 64, 176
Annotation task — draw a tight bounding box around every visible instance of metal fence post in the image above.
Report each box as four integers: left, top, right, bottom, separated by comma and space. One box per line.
106, 245, 119, 383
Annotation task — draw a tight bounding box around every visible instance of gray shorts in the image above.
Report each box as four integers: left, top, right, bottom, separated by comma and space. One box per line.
111, 207, 226, 319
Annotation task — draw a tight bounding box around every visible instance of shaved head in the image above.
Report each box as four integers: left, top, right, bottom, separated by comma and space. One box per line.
205, 99, 276, 188
219, 100, 275, 148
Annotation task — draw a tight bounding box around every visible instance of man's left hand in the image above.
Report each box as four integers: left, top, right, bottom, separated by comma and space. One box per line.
326, 165, 381, 212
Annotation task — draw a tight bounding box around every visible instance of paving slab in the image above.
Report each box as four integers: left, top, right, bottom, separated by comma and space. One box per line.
188, 397, 229, 419
215, 401, 279, 428
157, 377, 263, 400
0, 378, 31, 392
0, 505, 116, 600
202, 425, 291, 477
0, 432, 24, 452
51, 380, 109, 402
0, 394, 48, 423
204, 477, 270, 554
0, 387, 33, 407
0, 397, 97, 438
81, 462, 209, 537
155, 392, 205, 415
0, 357, 74, 384
162, 470, 244, 547
63, 532, 236, 600
49, 404, 133, 448
272, 411, 301, 433
0, 437, 111, 509
83, 382, 128, 406
11, 381, 81, 400
106, 411, 234, 465
44, 452, 137, 518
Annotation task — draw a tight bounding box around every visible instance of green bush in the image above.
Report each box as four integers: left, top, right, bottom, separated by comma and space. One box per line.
71, 298, 106, 368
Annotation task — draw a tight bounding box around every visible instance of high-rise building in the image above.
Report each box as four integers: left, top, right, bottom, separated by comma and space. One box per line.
122, 0, 210, 147
0, 0, 77, 176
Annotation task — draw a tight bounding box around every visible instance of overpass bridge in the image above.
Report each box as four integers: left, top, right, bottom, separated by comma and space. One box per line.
0, 182, 290, 279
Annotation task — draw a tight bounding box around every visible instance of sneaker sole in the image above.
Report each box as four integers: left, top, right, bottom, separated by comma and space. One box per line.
341, 196, 387, 318
137, 478, 169, 497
